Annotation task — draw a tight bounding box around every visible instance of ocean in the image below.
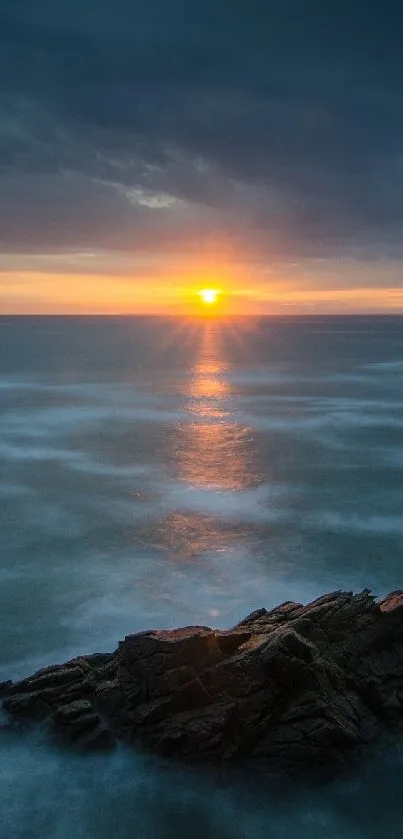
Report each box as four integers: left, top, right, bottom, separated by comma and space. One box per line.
1, 314, 403, 838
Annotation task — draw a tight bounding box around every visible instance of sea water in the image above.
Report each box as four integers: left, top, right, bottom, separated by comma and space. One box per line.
1, 315, 403, 838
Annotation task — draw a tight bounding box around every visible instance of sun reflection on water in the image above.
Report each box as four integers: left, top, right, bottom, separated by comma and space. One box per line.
177, 324, 258, 491
161, 322, 261, 559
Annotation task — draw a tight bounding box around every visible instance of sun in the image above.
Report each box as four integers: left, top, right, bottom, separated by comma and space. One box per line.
199, 289, 220, 306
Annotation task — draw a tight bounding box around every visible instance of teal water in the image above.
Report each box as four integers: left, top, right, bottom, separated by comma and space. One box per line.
1, 315, 403, 837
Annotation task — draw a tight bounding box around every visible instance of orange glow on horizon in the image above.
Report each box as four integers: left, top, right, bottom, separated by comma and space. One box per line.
2, 258, 403, 315
3, 227, 402, 314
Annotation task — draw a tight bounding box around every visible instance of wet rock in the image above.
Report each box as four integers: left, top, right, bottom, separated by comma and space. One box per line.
53, 699, 94, 722
3, 590, 403, 773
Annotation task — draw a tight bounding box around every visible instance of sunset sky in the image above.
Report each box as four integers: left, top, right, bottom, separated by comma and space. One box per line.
1, 2, 403, 314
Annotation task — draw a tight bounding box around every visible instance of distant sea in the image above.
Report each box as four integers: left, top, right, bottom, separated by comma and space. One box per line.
1, 315, 403, 838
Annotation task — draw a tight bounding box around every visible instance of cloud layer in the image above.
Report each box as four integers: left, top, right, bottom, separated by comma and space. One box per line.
1, 1, 403, 270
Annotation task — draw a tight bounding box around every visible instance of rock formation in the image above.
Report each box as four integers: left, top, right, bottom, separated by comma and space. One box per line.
2, 589, 403, 774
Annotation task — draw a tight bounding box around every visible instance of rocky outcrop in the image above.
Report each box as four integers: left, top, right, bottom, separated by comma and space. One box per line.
2, 589, 403, 773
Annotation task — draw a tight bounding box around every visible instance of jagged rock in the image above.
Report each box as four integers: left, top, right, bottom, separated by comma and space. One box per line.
3, 590, 403, 773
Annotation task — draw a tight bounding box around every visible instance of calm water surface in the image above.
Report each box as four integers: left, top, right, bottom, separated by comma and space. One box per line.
1, 315, 403, 837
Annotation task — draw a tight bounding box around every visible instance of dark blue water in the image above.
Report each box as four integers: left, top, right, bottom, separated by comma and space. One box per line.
1, 315, 403, 837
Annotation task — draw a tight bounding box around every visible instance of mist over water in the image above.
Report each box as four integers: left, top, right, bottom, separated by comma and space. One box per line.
1, 315, 403, 837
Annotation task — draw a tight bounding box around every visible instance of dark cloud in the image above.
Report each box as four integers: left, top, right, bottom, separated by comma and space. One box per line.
1, 0, 403, 260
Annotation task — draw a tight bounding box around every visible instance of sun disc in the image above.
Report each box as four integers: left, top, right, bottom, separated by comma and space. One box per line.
200, 289, 219, 305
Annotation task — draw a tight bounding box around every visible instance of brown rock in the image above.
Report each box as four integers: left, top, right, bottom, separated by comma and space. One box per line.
4, 589, 403, 773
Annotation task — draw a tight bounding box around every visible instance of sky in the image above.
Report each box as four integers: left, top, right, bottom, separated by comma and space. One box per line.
1, 0, 403, 314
